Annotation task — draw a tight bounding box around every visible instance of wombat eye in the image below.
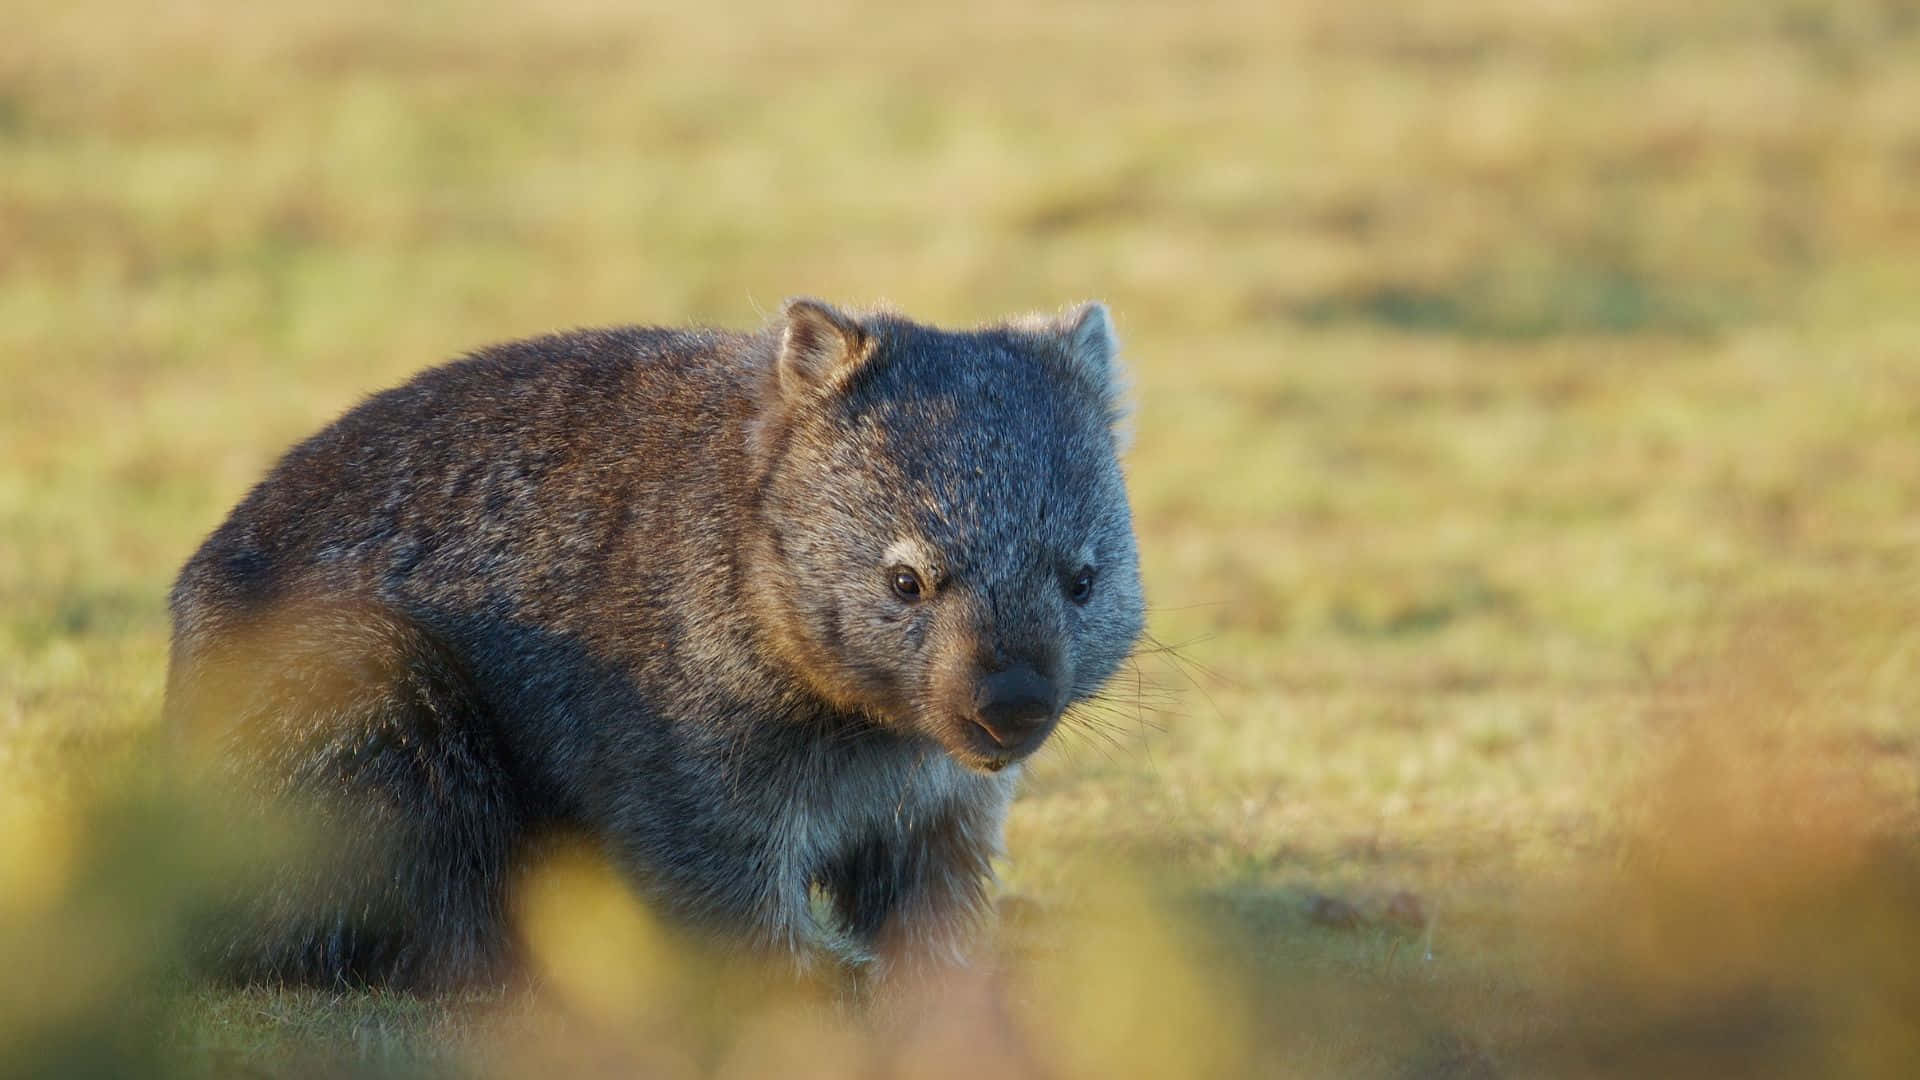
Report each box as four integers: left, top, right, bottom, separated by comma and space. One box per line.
889, 566, 925, 600
1067, 566, 1097, 605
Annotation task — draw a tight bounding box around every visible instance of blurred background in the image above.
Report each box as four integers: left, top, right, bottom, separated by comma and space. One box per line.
3, 0, 1918, 1076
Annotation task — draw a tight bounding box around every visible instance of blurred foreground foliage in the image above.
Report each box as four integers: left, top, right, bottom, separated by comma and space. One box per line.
4, 593, 1918, 1077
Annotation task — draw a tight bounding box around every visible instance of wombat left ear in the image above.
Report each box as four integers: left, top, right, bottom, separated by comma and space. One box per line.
777, 298, 872, 398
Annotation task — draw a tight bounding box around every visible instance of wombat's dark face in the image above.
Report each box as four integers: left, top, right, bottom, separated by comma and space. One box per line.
748, 300, 1146, 772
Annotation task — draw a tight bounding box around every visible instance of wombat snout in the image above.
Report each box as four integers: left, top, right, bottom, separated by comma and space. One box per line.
968, 664, 1059, 759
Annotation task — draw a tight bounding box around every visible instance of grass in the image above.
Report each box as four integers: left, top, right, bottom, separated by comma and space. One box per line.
3, 0, 1919, 1075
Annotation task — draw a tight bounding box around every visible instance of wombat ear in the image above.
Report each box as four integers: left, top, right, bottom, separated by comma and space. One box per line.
1060, 302, 1117, 380
777, 298, 872, 398
1057, 301, 1126, 413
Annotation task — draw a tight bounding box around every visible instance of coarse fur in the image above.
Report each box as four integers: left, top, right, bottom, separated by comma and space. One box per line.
165, 299, 1145, 992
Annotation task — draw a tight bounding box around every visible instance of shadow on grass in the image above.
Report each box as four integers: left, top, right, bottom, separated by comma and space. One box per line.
1251, 262, 1737, 341
1177, 830, 1920, 1079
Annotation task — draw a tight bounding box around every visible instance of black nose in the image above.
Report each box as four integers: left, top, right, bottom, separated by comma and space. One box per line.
972, 665, 1056, 749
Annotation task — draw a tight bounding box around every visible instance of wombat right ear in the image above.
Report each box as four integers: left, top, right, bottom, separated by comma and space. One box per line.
1060, 302, 1118, 386
777, 298, 873, 398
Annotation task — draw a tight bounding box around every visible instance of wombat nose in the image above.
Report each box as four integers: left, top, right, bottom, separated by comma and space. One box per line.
972, 666, 1055, 747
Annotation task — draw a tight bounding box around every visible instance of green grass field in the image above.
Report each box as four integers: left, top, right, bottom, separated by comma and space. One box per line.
4, 1, 1919, 1075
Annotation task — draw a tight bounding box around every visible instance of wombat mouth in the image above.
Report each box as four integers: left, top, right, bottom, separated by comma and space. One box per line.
949, 743, 1023, 775
936, 708, 1057, 774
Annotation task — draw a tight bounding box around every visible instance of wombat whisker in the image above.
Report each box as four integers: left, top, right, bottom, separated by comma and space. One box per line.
1061, 703, 1152, 754
1136, 630, 1230, 685
1079, 698, 1170, 736
1087, 671, 1180, 710
1052, 720, 1125, 766
1062, 709, 1129, 739
1134, 631, 1228, 719
1092, 672, 1182, 715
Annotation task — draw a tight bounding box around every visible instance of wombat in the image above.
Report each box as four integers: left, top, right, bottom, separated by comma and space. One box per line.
164, 298, 1145, 991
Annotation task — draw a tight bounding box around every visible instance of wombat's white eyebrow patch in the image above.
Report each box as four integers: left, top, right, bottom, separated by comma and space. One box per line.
883, 538, 944, 578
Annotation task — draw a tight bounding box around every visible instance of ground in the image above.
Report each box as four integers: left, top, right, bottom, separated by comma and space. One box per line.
3, 1, 1918, 1076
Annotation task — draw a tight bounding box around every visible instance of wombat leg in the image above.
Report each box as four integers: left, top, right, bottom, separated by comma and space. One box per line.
821, 805, 1004, 987
172, 598, 524, 991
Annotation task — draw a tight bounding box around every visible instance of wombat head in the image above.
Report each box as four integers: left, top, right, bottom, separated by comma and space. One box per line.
747, 298, 1145, 772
